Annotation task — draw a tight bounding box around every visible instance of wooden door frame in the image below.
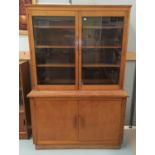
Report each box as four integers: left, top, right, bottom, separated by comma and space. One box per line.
26, 9, 79, 90
78, 11, 130, 90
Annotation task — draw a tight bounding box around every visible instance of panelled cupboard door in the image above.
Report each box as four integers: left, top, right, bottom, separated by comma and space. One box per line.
34, 99, 78, 143
28, 11, 79, 90
78, 11, 129, 90
78, 100, 123, 141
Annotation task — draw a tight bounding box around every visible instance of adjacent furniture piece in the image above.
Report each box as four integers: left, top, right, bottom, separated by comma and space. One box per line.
27, 5, 131, 149
19, 0, 32, 30
19, 60, 31, 139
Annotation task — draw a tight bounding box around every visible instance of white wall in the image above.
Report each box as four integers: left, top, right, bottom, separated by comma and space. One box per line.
19, 0, 136, 52
19, 35, 29, 51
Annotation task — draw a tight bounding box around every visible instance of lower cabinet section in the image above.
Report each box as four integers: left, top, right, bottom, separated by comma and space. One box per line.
28, 91, 127, 149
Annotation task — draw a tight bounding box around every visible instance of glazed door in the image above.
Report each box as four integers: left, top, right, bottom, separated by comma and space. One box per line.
28, 11, 78, 90
79, 12, 127, 90
35, 99, 78, 143
78, 100, 123, 142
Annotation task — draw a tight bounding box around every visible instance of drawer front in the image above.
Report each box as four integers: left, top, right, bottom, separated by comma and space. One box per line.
78, 99, 125, 142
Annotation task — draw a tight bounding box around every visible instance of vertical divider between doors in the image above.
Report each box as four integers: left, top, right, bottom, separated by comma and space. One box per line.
75, 11, 79, 90
78, 12, 82, 90
77, 99, 79, 140
76, 11, 80, 140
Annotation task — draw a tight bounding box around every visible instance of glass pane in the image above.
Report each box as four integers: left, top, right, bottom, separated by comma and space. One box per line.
33, 16, 75, 27
33, 16, 76, 85
82, 17, 124, 46
82, 48, 121, 65
33, 16, 75, 46
82, 28, 123, 46
36, 48, 75, 64
82, 68, 120, 85
34, 28, 75, 46
37, 67, 75, 85
82, 16, 124, 85
83, 17, 124, 27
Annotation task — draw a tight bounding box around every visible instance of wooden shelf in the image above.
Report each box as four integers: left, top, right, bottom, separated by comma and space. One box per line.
83, 25, 123, 29
37, 64, 119, 68
36, 45, 120, 49
34, 25, 75, 29
37, 63, 75, 67
35, 45, 75, 49
40, 79, 75, 84
83, 79, 114, 84
82, 45, 121, 49
19, 51, 136, 61
83, 64, 120, 68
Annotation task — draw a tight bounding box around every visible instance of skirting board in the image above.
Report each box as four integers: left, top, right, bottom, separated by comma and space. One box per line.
19, 51, 136, 61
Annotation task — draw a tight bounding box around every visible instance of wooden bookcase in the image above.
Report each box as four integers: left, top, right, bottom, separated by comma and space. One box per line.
26, 5, 131, 149
19, 60, 31, 139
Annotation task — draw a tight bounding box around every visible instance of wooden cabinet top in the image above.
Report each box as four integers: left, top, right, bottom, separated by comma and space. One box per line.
26, 4, 131, 10
28, 90, 128, 98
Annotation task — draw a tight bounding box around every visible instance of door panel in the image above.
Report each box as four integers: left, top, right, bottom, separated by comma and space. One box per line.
29, 11, 79, 90
35, 99, 78, 142
78, 12, 126, 89
81, 16, 124, 85
32, 16, 76, 86
79, 100, 123, 141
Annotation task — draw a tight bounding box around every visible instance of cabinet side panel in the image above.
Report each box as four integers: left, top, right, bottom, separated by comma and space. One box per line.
119, 11, 131, 88
119, 98, 127, 144
30, 98, 36, 144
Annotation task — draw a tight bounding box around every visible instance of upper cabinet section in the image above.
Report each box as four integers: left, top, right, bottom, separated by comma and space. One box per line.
26, 5, 131, 90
